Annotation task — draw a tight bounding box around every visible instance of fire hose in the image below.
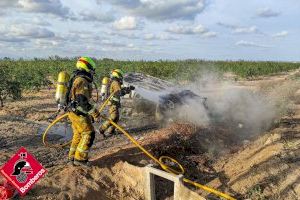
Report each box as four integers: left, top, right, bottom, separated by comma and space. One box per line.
42, 92, 236, 200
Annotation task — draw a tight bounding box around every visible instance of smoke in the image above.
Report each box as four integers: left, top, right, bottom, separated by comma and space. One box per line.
176, 71, 295, 136
134, 87, 171, 103
134, 71, 296, 137
175, 98, 211, 126
205, 86, 276, 135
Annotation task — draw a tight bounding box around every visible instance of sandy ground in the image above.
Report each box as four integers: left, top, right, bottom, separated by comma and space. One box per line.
0, 70, 300, 200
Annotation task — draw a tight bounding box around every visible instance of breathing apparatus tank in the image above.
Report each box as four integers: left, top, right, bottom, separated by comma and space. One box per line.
100, 76, 109, 101
55, 71, 70, 109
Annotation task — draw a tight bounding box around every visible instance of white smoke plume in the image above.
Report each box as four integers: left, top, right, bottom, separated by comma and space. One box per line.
134, 71, 296, 136
177, 71, 296, 136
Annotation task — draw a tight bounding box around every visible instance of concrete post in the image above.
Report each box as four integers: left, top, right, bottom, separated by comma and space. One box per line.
144, 164, 184, 200
174, 174, 184, 200
145, 164, 156, 200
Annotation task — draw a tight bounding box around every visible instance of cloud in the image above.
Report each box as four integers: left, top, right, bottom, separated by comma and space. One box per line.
113, 16, 138, 30
0, 0, 18, 7
3, 18, 52, 29
0, 24, 55, 43
0, 36, 29, 43
218, 22, 263, 35
18, 0, 71, 18
0, 0, 71, 18
235, 40, 271, 48
167, 24, 217, 38
100, 42, 140, 52
144, 33, 179, 40
217, 22, 237, 29
272, 31, 288, 38
107, 31, 139, 39
167, 24, 205, 34
79, 11, 115, 23
99, 0, 205, 21
0, 10, 6, 16
233, 26, 258, 34
10, 25, 55, 38
0, 25, 31, 43
99, 39, 142, 52
201, 31, 217, 38
257, 7, 280, 18
32, 17, 52, 26
101, 39, 133, 48
34, 39, 60, 49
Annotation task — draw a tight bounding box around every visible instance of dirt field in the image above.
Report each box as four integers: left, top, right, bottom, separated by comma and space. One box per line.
0, 70, 300, 200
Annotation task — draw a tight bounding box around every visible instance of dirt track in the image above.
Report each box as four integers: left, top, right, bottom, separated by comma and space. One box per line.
0, 71, 300, 199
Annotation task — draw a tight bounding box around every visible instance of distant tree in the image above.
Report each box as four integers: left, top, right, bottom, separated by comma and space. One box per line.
3, 57, 10, 60
102, 58, 114, 62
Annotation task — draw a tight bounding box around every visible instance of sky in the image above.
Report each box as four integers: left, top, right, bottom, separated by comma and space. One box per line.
0, 0, 299, 61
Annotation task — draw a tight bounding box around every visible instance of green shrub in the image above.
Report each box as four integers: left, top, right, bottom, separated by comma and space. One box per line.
0, 58, 299, 102
0, 66, 22, 107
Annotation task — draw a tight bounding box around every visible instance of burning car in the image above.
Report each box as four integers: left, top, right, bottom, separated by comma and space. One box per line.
155, 89, 208, 123
123, 73, 209, 124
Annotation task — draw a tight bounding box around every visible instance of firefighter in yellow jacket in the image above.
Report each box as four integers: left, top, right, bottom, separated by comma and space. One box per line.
67, 56, 100, 167
99, 69, 134, 137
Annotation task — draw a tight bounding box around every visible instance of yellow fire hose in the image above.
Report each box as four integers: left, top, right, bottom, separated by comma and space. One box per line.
42, 92, 116, 148
42, 113, 70, 148
42, 92, 236, 200
99, 115, 235, 200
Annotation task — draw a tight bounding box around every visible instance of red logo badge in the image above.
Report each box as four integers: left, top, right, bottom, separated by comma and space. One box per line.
0, 147, 47, 196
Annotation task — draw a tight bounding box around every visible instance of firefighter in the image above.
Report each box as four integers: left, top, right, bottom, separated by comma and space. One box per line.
99, 69, 135, 137
67, 56, 100, 167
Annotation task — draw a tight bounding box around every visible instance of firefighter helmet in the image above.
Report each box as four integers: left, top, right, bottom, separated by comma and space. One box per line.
76, 57, 96, 73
